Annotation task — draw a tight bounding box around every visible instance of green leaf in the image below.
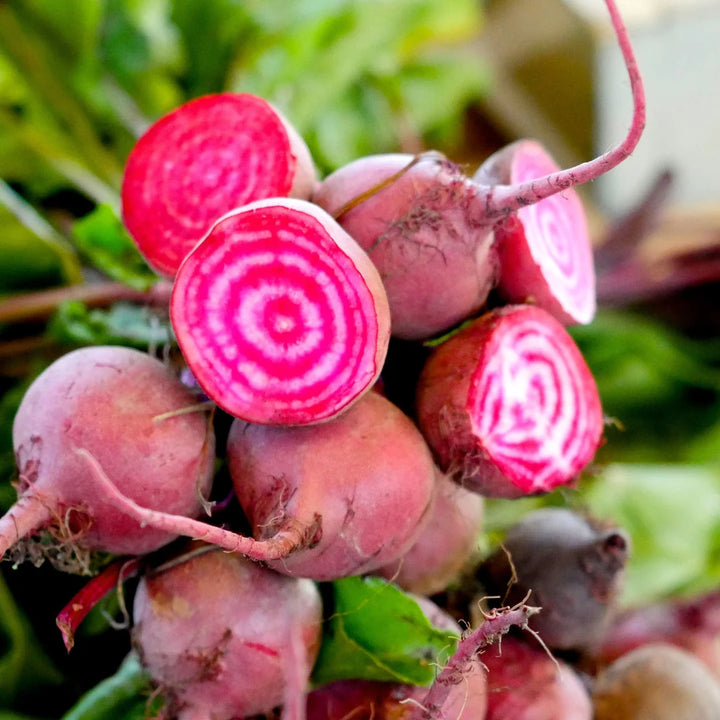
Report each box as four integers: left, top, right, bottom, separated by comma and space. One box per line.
581, 464, 720, 607
71, 205, 157, 290
60, 653, 157, 720
47, 301, 173, 350
312, 576, 458, 687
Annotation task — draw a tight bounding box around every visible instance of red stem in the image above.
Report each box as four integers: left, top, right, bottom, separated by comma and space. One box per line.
56, 556, 141, 652
76, 448, 320, 562
406, 604, 541, 720
481, 0, 646, 217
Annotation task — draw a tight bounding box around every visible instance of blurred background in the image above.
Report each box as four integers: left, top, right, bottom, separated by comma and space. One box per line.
0, 0, 719, 717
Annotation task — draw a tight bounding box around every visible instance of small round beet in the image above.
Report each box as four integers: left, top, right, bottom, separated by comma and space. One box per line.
227, 391, 437, 580
477, 508, 630, 653
122, 92, 317, 276
313, 152, 499, 341
3, 346, 215, 563
376, 470, 483, 596
133, 546, 323, 720
593, 643, 720, 720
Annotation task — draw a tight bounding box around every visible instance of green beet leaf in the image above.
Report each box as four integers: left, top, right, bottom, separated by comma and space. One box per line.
71, 205, 157, 291
47, 301, 173, 350
312, 576, 458, 687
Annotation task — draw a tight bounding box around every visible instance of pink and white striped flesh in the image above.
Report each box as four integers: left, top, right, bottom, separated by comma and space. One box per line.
416, 305, 603, 498
475, 140, 596, 325
121, 92, 317, 276
170, 198, 391, 425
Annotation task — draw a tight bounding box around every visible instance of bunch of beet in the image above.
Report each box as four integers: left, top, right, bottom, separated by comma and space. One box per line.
0, 0, 680, 718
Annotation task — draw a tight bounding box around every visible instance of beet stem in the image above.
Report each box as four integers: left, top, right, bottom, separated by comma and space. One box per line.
76, 448, 319, 561
55, 556, 141, 652
407, 603, 541, 720
0, 494, 53, 560
482, 0, 646, 216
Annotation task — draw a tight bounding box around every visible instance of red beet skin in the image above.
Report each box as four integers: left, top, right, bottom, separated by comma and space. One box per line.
416, 305, 603, 498
121, 92, 317, 276
483, 636, 593, 720
475, 140, 596, 325
170, 198, 390, 426
313, 153, 498, 341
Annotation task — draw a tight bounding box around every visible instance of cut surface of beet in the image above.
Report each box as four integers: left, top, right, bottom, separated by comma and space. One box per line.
417, 305, 603, 497
170, 198, 390, 425
122, 92, 316, 276
477, 140, 596, 325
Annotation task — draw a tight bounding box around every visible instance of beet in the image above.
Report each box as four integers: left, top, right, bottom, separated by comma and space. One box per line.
226, 391, 438, 580
477, 508, 630, 653
483, 636, 593, 720
474, 139, 596, 325
170, 198, 390, 426
2, 346, 215, 564
313, 152, 499, 341
593, 643, 720, 720
415, 305, 604, 498
376, 469, 483, 596
122, 92, 316, 276
133, 546, 323, 720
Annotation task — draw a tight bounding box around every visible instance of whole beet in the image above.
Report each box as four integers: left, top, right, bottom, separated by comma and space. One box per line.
133, 546, 323, 720
4, 345, 215, 562
227, 391, 437, 580
476, 508, 629, 653
313, 152, 499, 341
593, 643, 720, 720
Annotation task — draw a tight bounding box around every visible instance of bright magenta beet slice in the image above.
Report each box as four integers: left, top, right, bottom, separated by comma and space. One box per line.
170, 198, 391, 425
416, 305, 603, 498
121, 92, 316, 276
475, 140, 596, 325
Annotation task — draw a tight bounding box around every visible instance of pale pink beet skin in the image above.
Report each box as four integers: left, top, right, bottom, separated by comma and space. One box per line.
170, 197, 391, 426
122, 92, 317, 276
483, 636, 593, 720
133, 546, 323, 720
474, 139, 596, 325
4, 346, 215, 559
376, 469, 483, 595
312, 152, 499, 341
415, 305, 604, 498
227, 390, 437, 580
